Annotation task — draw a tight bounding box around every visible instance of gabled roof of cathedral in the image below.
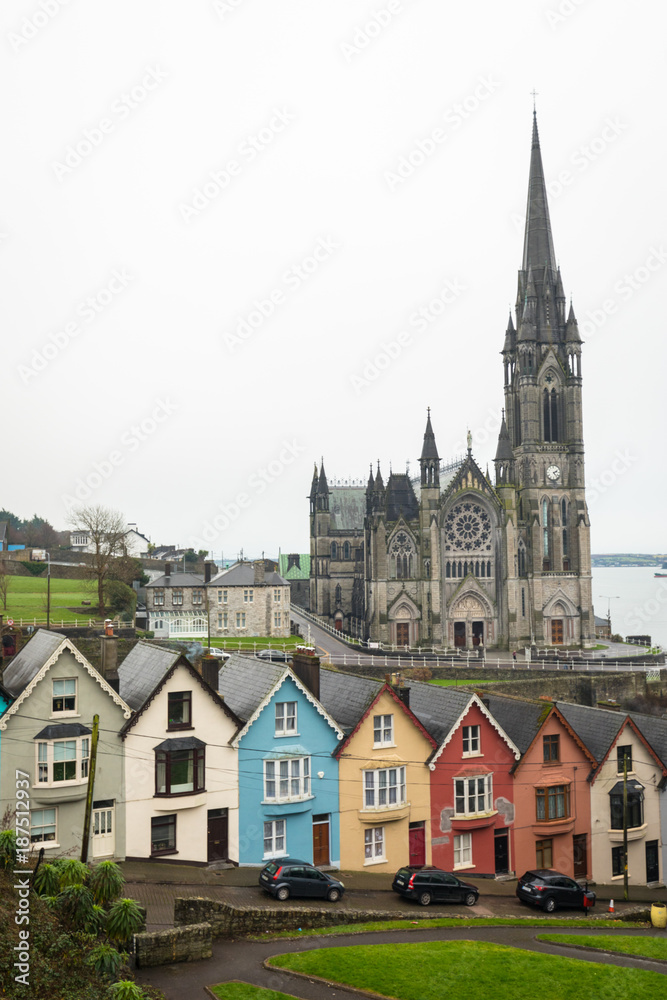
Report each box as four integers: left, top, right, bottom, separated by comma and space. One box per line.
385, 473, 420, 521
440, 451, 502, 508
330, 488, 366, 531
522, 111, 557, 278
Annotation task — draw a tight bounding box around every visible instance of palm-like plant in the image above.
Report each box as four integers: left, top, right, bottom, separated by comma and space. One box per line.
33, 862, 61, 897
57, 857, 90, 888
89, 860, 125, 905
107, 980, 147, 999
56, 883, 96, 932
106, 898, 144, 946
0, 829, 17, 871
87, 943, 125, 981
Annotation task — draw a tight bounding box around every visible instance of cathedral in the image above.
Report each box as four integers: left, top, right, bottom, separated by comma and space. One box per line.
309, 114, 593, 650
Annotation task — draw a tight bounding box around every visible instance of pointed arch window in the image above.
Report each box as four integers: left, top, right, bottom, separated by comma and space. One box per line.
543, 388, 559, 442
518, 541, 526, 578
330, 542, 337, 560
446, 561, 451, 578
335, 584, 342, 606
561, 499, 568, 526
343, 541, 351, 560
389, 532, 415, 580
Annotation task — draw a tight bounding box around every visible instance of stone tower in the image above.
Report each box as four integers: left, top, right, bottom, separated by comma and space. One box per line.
494, 111, 593, 646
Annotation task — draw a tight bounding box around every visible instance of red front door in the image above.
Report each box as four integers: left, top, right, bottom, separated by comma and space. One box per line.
409, 822, 426, 866
396, 623, 410, 646
551, 619, 564, 644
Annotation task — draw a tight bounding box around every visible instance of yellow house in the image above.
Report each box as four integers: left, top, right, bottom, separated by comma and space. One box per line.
335, 683, 436, 871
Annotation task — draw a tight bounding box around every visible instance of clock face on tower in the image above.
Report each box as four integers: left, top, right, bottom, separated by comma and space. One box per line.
547, 465, 561, 482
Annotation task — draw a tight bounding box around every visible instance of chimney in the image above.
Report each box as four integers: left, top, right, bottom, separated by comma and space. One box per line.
100, 633, 119, 693
201, 656, 220, 693
204, 561, 214, 584
164, 561, 172, 581
254, 560, 265, 586
292, 649, 320, 700
388, 671, 410, 708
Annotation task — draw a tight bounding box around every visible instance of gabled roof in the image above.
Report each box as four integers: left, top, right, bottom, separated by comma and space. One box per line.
334, 682, 437, 759
429, 692, 521, 766
479, 693, 546, 754
514, 702, 598, 772
221, 663, 343, 747
555, 701, 628, 764
146, 573, 204, 588
120, 653, 242, 737
217, 654, 285, 720
118, 641, 182, 710
319, 669, 382, 731
329, 488, 366, 531
385, 474, 420, 522
278, 554, 311, 580
208, 564, 288, 587
590, 715, 667, 783
0, 629, 131, 729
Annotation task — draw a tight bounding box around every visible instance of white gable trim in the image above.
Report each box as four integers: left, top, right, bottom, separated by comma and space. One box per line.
429, 693, 520, 768
0, 637, 131, 730
231, 666, 343, 747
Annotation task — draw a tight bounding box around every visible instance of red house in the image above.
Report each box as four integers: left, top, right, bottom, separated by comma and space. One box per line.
428, 693, 520, 876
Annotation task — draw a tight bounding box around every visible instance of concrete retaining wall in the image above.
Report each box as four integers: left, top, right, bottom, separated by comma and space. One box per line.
134, 922, 212, 967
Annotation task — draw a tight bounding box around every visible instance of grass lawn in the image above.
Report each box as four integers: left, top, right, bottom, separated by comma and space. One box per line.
250, 916, 640, 941
3, 576, 96, 623
204, 635, 302, 650
538, 933, 667, 961
210, 984, 299, 1000
269, 940, 664, 999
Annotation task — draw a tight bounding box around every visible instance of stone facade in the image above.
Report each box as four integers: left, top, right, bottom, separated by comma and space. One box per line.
310, 115, 594, 651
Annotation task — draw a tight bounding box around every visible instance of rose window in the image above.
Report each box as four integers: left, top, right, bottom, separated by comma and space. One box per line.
444, 503, 492, 552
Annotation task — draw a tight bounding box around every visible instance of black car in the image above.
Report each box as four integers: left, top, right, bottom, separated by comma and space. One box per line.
259, 858, 345, 902
257, 649, 293, 663
516, 869, 596, 913
392, 866, 479, 907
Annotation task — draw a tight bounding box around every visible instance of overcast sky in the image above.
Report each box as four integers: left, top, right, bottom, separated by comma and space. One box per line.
3, 0, 664, 559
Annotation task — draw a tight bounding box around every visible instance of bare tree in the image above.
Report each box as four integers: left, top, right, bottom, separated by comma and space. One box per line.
68, 505, 127, 617
0, 564, 9, 611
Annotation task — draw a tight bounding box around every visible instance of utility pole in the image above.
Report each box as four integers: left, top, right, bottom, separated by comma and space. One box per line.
623, 752, 629, 901
46, 551, 51, 630
80, 714, 100, 864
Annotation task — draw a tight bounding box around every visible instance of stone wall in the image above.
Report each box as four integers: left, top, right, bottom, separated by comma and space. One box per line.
134, 922, 212, 967
174, 897, 437, 938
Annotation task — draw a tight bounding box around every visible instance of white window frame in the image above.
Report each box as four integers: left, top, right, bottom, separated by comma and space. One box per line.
264, 757, 310, 802
36, 737, 90, 787
454, 832, 472, 869
462, 725, 481, 756
30, 808, 57, 845
52, 678, 77, 717
273, 588, 281, 603
364, 826, 385, 865
373, 714, 394, 747
172, 589, 184, 606
363, 766, 406, 809
192, 589, 203, 605
275, 701, 297, 736
153, 589, 165, 606
263, 819, 285, 858
454, 774, 493, 816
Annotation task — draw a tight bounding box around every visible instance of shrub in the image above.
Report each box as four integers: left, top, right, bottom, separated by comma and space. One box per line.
57, 858, 90, 889
89, 860, 125, 906
0, 829, 17, 871
87, 943, 125, 981
106, 898, 144, 946
34, 862, 61, 897
56, 884, 96, 932
108, 981, 147, 1000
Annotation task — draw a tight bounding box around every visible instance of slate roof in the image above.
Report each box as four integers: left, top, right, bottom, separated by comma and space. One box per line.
217, 654, 285, 721
319, 669, 382, 731
208, 564, 288, 587
385, 474, 419, 522
35, 722, 92, 740
2, 629, 65, 697
555, 701, 626, 763
481, 693, 546, 754
118, 641, 181, 710
146, 573, 204, 588
630, 713, 667, 771
329, 488, 365, 532
405, 683, 474, 747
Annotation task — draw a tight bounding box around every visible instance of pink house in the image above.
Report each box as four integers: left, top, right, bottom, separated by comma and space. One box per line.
513, 704, 595, 878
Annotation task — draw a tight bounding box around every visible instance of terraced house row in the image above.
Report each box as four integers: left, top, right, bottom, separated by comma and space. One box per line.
0, 629, 665, 889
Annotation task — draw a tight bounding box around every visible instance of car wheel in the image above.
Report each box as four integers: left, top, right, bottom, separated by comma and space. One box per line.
419, 891, 432, 906
327, 888, 341, 903
464, 892, 477, 907
276, 886, 290, 901
542, 896, 557, 913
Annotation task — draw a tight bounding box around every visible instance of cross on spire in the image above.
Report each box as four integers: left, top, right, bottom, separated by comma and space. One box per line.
530, 88, 539, 111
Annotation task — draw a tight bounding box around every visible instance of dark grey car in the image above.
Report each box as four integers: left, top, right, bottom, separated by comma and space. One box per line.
259, 858, 345, 902
516, 869, 596, 912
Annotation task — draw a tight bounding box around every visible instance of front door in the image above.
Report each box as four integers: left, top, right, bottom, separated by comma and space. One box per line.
334, 618, 342, 631
409, 822, 426, 867
472, 621, 484, 646
494, 830, 509, 874
551, 619, 564, 644
312, 815, 330, 866
207, 808, 228, 863
454, 622, 466, 647
573, 833, 587, 878
396, 622, 410, 646
92, 801, 114, 858
646, 840, 660, 883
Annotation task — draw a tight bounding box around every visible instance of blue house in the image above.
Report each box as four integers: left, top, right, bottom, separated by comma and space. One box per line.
218, 656, 343, 866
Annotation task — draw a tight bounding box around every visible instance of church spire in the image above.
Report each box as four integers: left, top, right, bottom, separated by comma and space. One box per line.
522, 111, 557, 278
420, 408, 440, 488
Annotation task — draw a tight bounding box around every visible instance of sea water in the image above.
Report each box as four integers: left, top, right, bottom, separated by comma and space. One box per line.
592, 566, 667, 649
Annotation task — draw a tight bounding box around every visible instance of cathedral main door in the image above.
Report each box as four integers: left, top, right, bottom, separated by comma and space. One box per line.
396, 622, 410, 646
551, 619, 564, 644
454, 622, 466, 647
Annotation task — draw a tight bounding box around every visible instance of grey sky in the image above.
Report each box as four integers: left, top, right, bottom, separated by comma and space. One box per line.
3, 0, 664, 557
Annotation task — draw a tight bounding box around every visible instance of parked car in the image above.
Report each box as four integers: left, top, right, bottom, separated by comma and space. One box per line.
202, 647, 230, 660
516, 869, 596, 913
257, 649, 292, 663
392, 866, 479, 907
259, 858, 344, 902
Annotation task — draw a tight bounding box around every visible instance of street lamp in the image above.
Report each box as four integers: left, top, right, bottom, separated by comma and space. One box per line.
599, 594, 620, 631
46, 551, 51, 629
